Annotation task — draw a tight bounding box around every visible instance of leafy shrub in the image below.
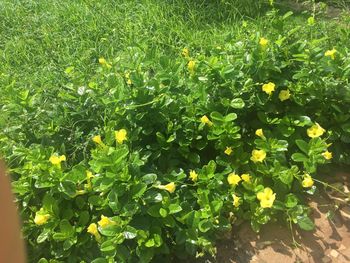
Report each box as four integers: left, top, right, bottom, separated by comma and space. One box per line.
1, 10, 350, 263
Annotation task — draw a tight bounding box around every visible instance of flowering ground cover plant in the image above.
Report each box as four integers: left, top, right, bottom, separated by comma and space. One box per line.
1, 1, 350, 262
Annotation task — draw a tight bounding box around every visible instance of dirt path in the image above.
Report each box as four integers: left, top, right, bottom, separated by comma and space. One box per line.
216, 171, 350, 263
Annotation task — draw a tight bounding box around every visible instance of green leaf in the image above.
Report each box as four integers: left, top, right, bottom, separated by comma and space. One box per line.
136, 247, 154, 263
285, 194, 298, 208
37, 229, 50, 243
293, 116, 312, 127
210, 200, 223, 214
188, 152, 200, 163
59, 181, 76, 197
60, 219, 74, 236
230, 98, 245, 109
131, 183, 147, 198
159, 208, 168, 218
198, 220, 212, 233
99, 225, 121, 237
142, 174, 157, 184
91, 258, 108, 263
168, 204, 182, 214
52, 233, 67, 241
88, 195, 104, 206
145, 238, 155, 247
123, 226, 137, 239
278, 170, 294, 185
295, 139, 309, 154
144, 191, 163, 203
203, 160, 216, 176
100, 240, 115, 252
224, 113, 237, 122
210, 111, 224, 122
251, 219, 261, 233
297, 215, 315, 231
291, 153, 308, 162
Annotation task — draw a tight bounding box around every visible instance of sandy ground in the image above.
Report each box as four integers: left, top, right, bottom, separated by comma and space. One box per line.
216, 171, 350, 263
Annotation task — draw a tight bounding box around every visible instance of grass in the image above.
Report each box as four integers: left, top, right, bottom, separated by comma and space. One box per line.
0, 0, 268, 91
0, 0, 346, 93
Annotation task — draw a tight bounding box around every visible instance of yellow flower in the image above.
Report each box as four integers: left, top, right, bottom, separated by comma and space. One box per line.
182, 48, 189, 58
87, 223, 98, 235
257, 187, 276, 208
99, 57, 111, 68
262, 82, 275, 95
250, 149, 266, 163
227, 173, 241, 186
232, 194, 241, 208
325, 48, 337, 60
322, 150, 333, 160
189, 170, 198, 182
99, 58, 107, 65
49, 155, 66, 165
115, 129, 127, 144
259, 37, 268, 47
255, 129, 264, 138
34, 210, 50, 225
241, 173, 251, 183
87, 223, 101, 240
278, 89, 291, 101
98, 215, 116, 228
157, 182, 176, 193
188, 60, 195, 73
92, 135, 102, 144
200, 115, 213, 126
86, 170, 93, 178
302, 174, 314, 188
127, 78, 132, 85
224, 147, 233, 156
85, 170, 95, 190
307, 123, 325, 138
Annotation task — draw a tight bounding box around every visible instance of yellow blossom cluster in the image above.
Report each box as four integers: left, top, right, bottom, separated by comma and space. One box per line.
87, 215, 116, 241
259, 37, 268, 47
224, 147, 233, 156
115, 129, 127, 144
200, 115, 213, 126
250, 149, 266, 163
156, 182, 176, 193
232, 194, 241, 207
34, 209, 50, 225
325, 48, 337, 60
307, 123, 325, 138
98, 57, 112, 69
49, 154, 66, 166
227, 172, 251, 186
302, 174, 314, 188
189, 170, 198, 182
182, 48, 189, 58
255, 129, 264, 138
188, 60, 195, 74
257, 187, 276, 208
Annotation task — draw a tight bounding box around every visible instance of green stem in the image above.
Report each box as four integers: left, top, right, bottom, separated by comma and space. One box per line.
314, 178, 348, 197
288, 215, 301, 247
115, 94, 166, 112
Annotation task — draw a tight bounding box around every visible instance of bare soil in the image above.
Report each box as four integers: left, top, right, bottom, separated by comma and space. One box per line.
215, 170, 350, 263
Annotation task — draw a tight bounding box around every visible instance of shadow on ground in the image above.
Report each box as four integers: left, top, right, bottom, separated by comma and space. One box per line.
215, 169, 350, 263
